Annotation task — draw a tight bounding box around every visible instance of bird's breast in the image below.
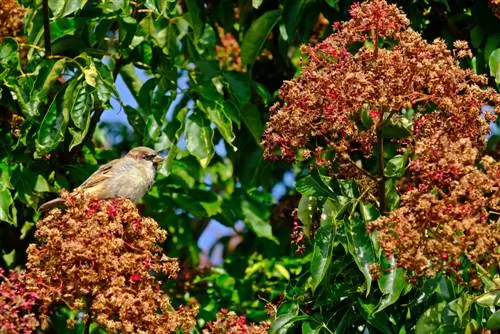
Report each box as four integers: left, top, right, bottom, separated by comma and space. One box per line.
104, 158, 156, 202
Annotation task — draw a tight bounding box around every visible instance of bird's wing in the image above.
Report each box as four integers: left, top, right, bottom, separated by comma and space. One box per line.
78, 159, 118, 190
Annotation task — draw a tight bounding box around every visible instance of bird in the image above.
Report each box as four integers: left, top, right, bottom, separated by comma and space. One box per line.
39, 146, 165, 212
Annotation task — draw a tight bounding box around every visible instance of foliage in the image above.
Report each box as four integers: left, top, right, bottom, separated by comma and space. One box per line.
0, 0, 498, 332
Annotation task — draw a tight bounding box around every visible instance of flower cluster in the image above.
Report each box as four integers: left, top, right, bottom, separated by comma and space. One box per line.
263, 0, 499, 166
0, 268, 39, 334
0, 0, 26, 40
263, 0, 500, 285
370, 139, 500, 283
202, 309, 271, 334
27, 191, 197, 333
216, 25, 245, 72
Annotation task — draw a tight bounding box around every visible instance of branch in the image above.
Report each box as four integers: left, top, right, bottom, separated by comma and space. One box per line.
376, 125, 386, 214
83, 294, 94, 334
42, 0, 51, 56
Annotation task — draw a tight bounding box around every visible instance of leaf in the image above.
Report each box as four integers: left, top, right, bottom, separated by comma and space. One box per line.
360, 202, 379, 222
325, 0, 339, 8
223, 72, 251, 106
310, 202, 336, 292
297, 196, 317, 237
49, 0, 88, 18
375, 255, 406, 313
0, 189, 14, 225
476, 290, 500, 307
489, 48, 500, 84
240, 104, 263, 145
186, 0, 205, 37
345, 218, 376, 296
382, 123, 411, 138
385, 178, 400, 211
252, 0, 263, 9
282, 0, 306, 42
384, 155, 407, 178
198, 101, 236, 150
295, 172, 334, 197
241, 9, 282, 65
470, 25, 483, 49
415, 302, 446, 334
241, 200, 279, 244
66, 78, 92, 130
184, 112, 214, 168
35, 89, 68, 158
0, 38, 20, 71
487, 310, 500, 330
270, 314, 309, 334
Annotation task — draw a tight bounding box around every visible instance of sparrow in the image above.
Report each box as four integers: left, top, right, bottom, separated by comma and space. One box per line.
39, 146, 165, 212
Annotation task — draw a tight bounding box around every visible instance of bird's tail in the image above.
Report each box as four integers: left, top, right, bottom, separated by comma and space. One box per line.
39, 197, 65, 212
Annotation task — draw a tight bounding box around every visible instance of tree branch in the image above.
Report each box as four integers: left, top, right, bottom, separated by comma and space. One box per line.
42, 0, 51, 56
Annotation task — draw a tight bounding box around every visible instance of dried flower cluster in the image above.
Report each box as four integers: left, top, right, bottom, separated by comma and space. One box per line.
370, 137, 500, 283
216, 25, 245, 72
0, 268, 39, 334
263, 0, 498, 166
27, 191, 197, 333
263, 0, 500, 284
202, 309, 271, 334
0, 0, 26, 40
489, 0, 500, 19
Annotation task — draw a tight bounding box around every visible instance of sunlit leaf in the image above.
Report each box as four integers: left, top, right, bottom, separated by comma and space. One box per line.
184, 112, 214, 168
241, 9, 282, 65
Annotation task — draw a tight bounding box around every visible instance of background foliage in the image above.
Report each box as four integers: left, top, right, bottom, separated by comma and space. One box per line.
0, 0, 500, 332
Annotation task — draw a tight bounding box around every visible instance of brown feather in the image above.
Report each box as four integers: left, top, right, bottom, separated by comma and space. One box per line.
39, 197, 65, 212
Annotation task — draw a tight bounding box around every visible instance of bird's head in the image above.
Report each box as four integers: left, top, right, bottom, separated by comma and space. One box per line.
127, 146, 165, 167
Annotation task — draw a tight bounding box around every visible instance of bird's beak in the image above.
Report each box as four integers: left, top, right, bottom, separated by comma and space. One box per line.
153, 154, 165, 165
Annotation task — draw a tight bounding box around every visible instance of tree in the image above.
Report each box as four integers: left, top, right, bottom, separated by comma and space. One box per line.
0, 0, 499, 332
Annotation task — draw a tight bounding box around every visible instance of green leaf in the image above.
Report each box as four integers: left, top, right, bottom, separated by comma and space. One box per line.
240, 104, 263, 145
345, 218, 376, 296
384, 154, 407, 178
186, 0, 205, 37
184, 112, 214, 168
489, 48, 500, 84
325, 0, 339, 8
382, 123, 411, 138
282, 0, 306, 42
35, 89, 68, 158
49, 0, 88, 18
310, 202, 336, 292
487, 310, 500, 330
385, 178, 400, 211
223, 72, 251, 107
476, 290, 500, 307
470, 25, 483, 49
252, 0, 263, 9
375, 255, 406, 313
270, 314, 309, 334
297, 195, 317, 237
360, 202, 379, 222
0, 189, 15, 225
415, 302, 446, 334
241, 9, 282, 65
0, 38, 20, 71
241, 200, 279, 244
295, 172, 334, 197
198, 101, 236, 150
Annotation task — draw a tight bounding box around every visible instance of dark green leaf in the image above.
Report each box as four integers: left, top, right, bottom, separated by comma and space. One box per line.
186, 0, 205, 37
325, 0, 339, 8
282, 0, 306, 42
385, 178, 400, 211
270, 314, 309, 334
360, 202, 379, 222
35, 89, 68, 158
241, 200, 279, 244
297, 195, 317, 237
384, 154, 407, 178
223, 72, 251, 107
375, 255, 406, 313
382, 123, 411, 138
415, 302, 446, 334
0, 38, 20, 72
184, 112, 214, 168
295, 172, 334, 197
345, 218, 376, 296
487, 310, 500, 330
240, 104, 263, 145
310, 202, 336, 292
241, 9, 282, 65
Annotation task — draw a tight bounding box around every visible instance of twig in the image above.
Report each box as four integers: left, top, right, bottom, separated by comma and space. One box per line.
42, 0, 51, 56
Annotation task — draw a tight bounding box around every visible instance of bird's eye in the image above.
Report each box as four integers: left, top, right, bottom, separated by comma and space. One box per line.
146, 154, 156, 161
